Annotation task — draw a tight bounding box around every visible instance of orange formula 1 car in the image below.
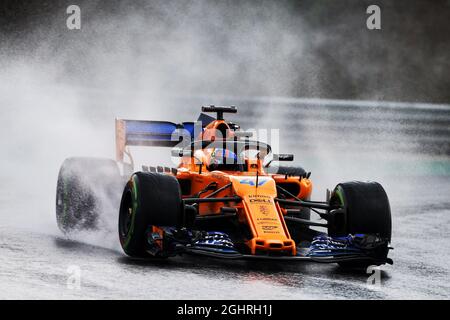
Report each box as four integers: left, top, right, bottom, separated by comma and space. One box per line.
56, 106, 392, 268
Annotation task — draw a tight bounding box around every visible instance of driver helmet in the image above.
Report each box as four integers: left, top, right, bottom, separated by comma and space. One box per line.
206, 148, 238, 170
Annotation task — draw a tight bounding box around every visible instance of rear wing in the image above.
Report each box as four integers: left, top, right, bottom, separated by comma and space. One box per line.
115, 119, 195, 162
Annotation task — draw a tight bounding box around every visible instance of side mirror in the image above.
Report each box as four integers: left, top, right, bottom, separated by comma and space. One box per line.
205, 182, 218, 191
273, 154, 294, 161
171, 148, 192, 157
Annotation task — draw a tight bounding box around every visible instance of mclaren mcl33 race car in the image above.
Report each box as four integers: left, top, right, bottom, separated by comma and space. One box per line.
56, 106, 392, 268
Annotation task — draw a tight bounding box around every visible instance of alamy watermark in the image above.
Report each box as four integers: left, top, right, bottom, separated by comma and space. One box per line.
66, 265, 81, 290
66, 5, 81, 30
366, 265, 382, 288
66, 5, 380, 32
366, 5, 381, 30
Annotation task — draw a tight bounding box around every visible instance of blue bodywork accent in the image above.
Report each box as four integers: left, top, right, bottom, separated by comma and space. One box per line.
147, 228, 238, 256
123, 120, 196, 146
239, 178, 268, 186
125, 120, 177, 140
126, 121, 177, 135
197, 112, 216, 127
307, 234, 362, 257
192, 231, 238, 254
182, 122, 196, 139
306, 233, 390, 258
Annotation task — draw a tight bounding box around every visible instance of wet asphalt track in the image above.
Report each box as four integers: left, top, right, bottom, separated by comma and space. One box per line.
1, 175, 449, 299
0, 97, 449, 299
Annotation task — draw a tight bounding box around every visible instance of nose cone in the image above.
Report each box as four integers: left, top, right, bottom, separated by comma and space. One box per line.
230, 176, 296, 256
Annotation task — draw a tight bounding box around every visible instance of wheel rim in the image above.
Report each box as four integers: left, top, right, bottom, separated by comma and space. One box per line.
328, 186, 347, 236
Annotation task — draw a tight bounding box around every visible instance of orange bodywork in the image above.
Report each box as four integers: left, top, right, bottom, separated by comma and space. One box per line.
173, 119, 312, 256
116, 116, 312, 256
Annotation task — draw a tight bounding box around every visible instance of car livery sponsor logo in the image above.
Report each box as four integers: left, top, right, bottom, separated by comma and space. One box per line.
262, 225, 278, 231
261, 225, 280, 234
249, 198, 271, 204
248, 194, 272, 204
256, 217, 278, 222
239, 178, 269, 187
259, 205, 270, 215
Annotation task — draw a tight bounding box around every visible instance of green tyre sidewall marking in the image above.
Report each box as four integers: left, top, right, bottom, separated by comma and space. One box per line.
335, 186, 345, 207
122, 175, 139, 250
333, 186, 346, 235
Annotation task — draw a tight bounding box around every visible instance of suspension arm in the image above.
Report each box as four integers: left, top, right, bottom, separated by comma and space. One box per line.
183, 196, 242, 204
275, 198, 332, 210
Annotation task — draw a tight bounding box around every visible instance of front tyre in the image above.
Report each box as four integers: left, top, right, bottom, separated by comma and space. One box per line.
119, 172, 183, 258
327, 181, 392, 268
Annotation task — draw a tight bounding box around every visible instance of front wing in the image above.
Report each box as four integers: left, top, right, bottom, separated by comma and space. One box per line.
182, 247, 393, 265
148, 228, 393, 265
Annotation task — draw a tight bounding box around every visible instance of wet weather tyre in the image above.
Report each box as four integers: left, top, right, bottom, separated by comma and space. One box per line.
118, 172, 183, 258
328, 181, 391, 240
56, 157, 123, 232
328, 181, 392, 268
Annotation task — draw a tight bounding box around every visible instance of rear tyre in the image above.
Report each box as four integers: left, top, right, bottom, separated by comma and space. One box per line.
56, 157, 123, 233
118, 172, 183, 258
328, 181, 392, 268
